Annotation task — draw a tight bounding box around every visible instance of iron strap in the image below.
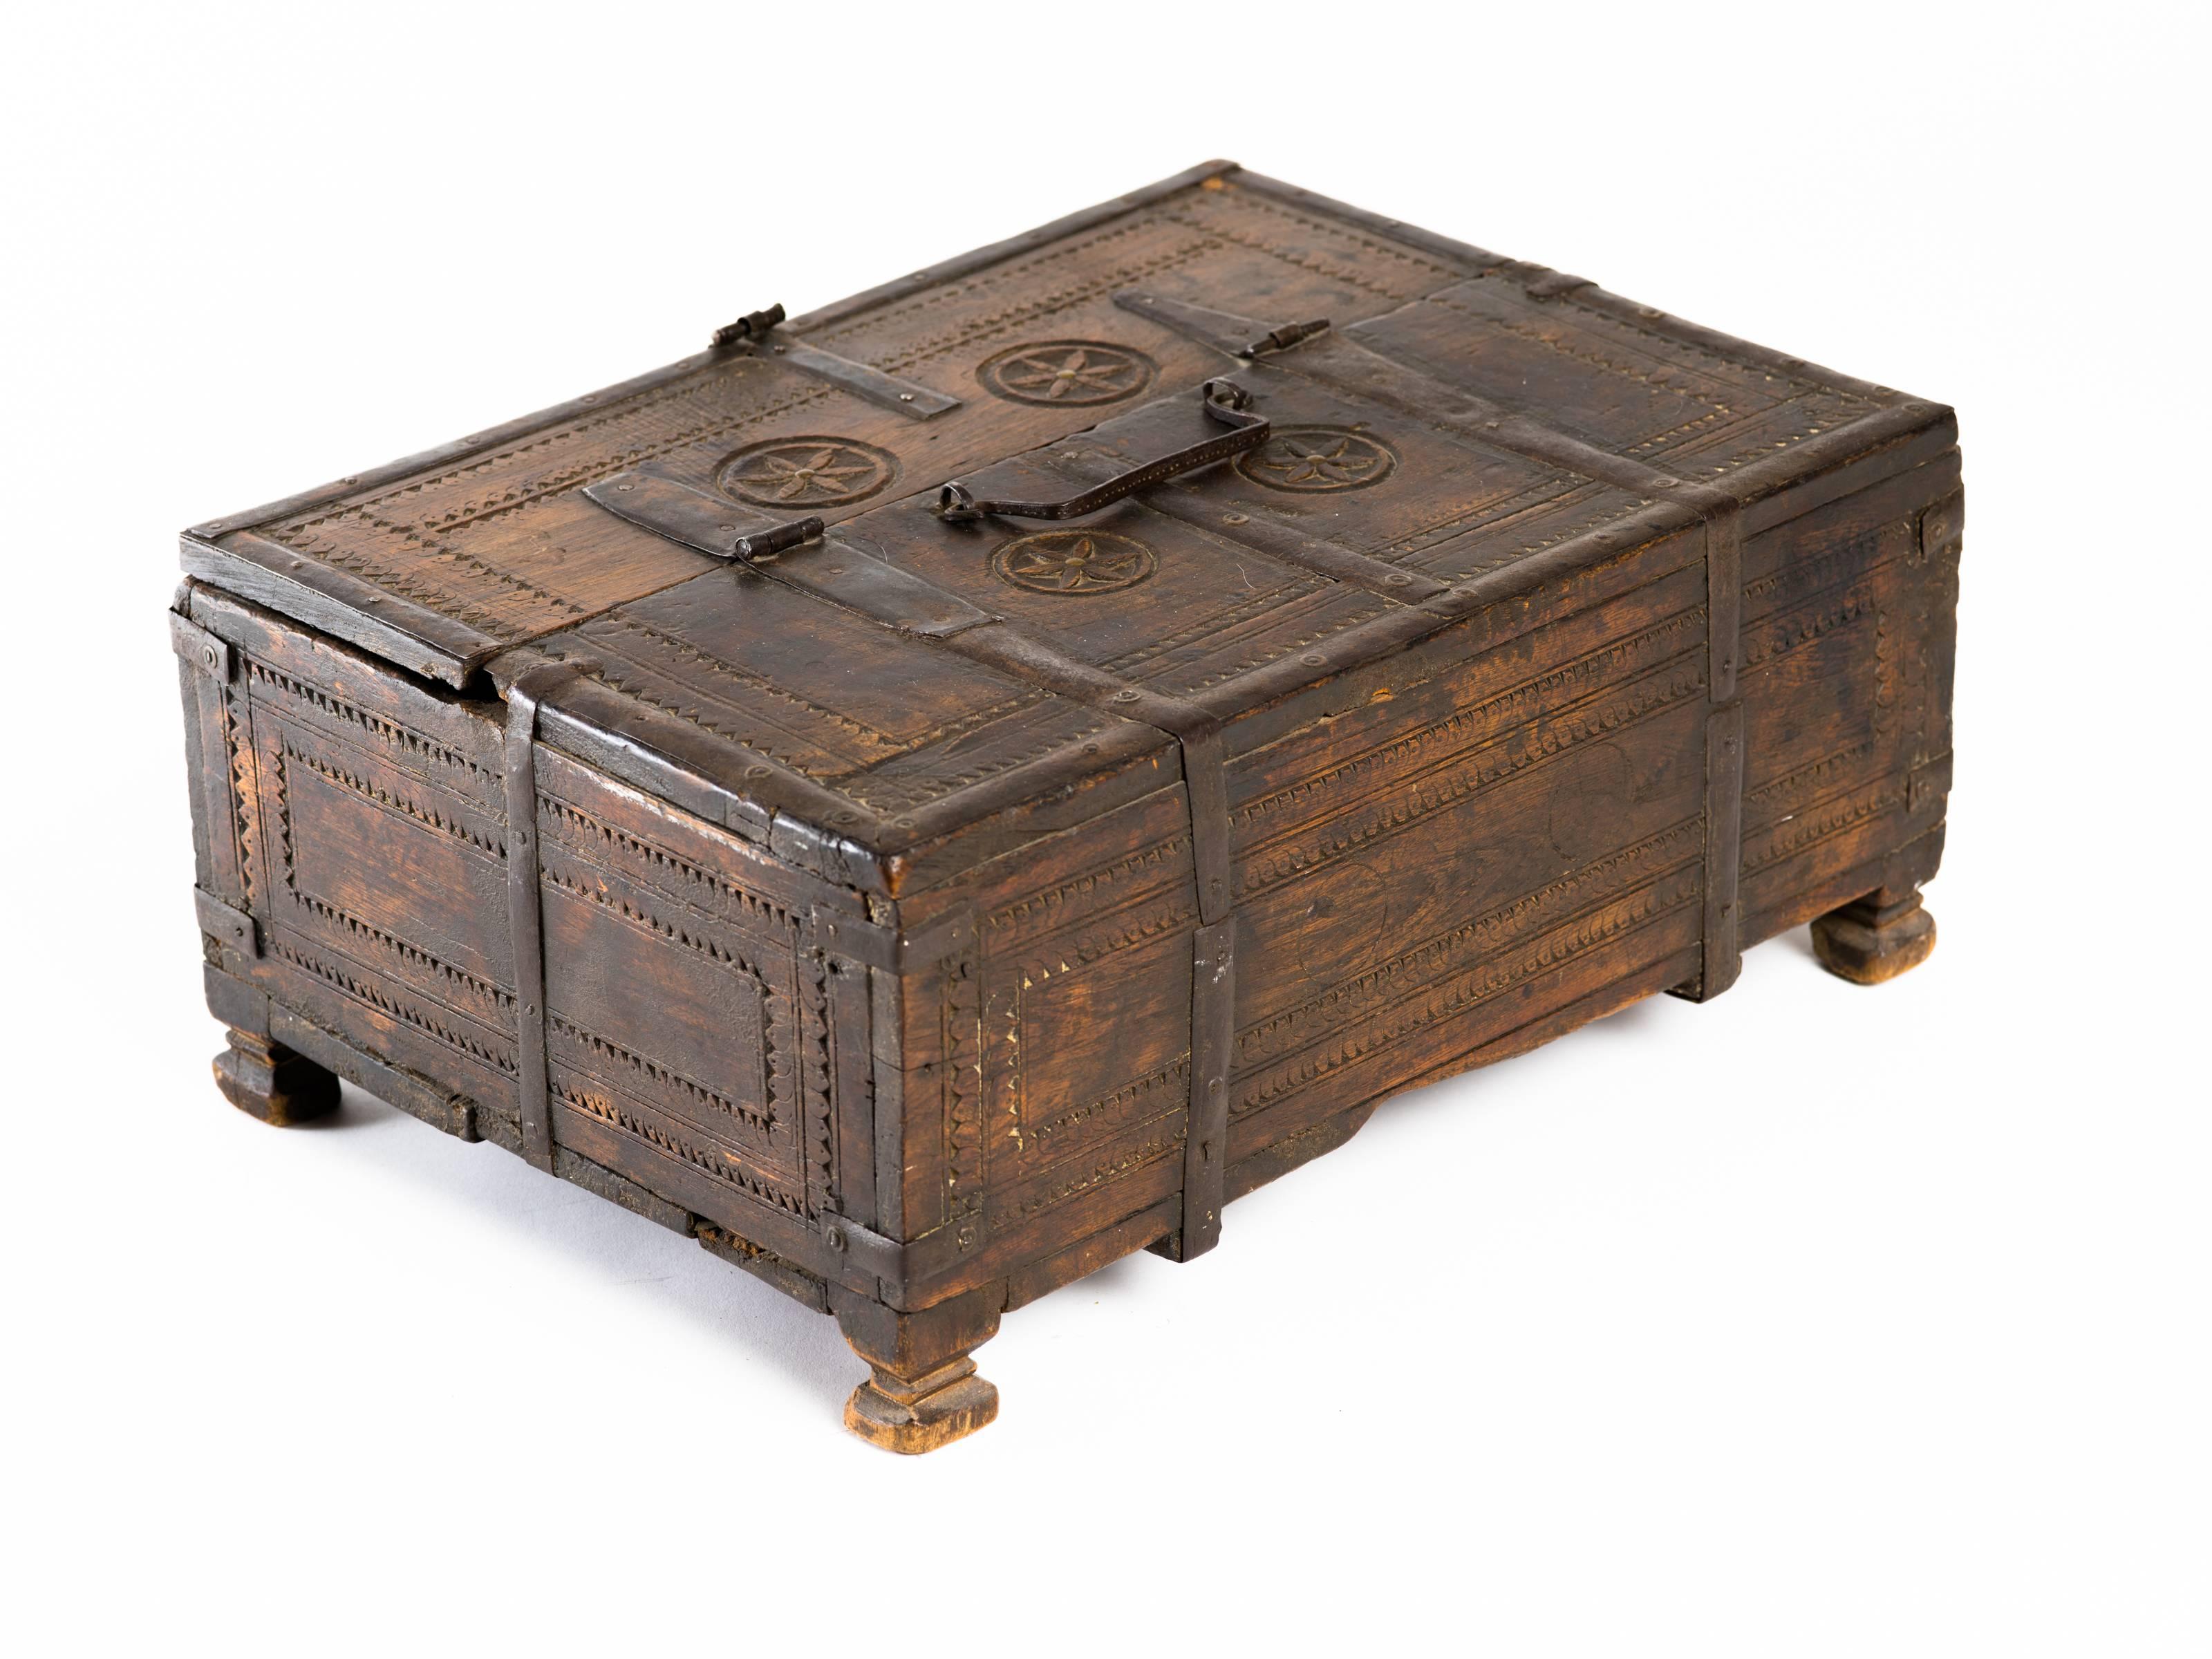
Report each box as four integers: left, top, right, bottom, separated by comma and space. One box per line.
194, 886, 260, 959
503, 659, 599, 1172
711, 303, 961, 420
923, 636, 1240, 1257
1684, 497, 1745, 1002
1171, 918, 1237, 1259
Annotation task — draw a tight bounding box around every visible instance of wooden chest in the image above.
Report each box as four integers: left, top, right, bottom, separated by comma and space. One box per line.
172, 160, 1961, 1452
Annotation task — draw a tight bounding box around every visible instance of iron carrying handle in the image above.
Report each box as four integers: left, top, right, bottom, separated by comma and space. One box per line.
935, 379, 1268, 523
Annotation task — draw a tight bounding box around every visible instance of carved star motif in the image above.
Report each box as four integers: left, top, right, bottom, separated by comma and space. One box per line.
1253, 437, 1380, 487
993, 531, 1156, 595
718, 437, 899, 509
1236, 427, 1397, 494
997, 347, 1142, 401
732, 446, 879, 502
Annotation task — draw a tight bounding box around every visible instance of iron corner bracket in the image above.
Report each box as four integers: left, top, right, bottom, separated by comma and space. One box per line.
811, 903, 976, 975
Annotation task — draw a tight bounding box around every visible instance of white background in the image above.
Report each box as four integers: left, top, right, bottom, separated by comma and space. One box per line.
4, 4, 2205, 1653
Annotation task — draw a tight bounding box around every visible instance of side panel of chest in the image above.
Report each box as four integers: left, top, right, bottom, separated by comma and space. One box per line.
176, 588, 872, 1269
885, 447, 1960, 1302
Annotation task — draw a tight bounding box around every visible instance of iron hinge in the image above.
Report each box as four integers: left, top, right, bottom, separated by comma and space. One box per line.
728, 516, 824, 562
195, 887, 259, 957
711, 303, 786, 350
711, 301, 959, 418
1238, 317, 1331, 357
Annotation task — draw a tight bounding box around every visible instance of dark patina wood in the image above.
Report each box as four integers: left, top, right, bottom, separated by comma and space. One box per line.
174, 162, 1962, 1451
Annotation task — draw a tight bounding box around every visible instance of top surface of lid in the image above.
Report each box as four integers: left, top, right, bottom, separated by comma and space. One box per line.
181, 160, 1943, 877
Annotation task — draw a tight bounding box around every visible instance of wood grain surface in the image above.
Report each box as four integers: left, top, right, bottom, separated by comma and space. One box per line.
175, 163, 1960, 1450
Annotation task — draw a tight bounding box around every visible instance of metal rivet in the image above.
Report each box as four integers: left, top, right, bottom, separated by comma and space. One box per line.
205, 521, 225, 532
524, 1002, 538, 1016
1301, 653, 1324, 667
825, 1225, 848, 1251
899, 393, 915, 402
616, 482, 633, 491
1111, 689, 1139, 703
202, 646, 218, 667
744, 764, 771, 778
1223, 512, 1248, 525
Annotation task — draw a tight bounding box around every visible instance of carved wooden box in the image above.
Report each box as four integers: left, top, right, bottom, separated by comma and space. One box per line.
173, 161, 1961, 1452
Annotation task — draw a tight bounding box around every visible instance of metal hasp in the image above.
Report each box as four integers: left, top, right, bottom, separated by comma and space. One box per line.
581, 473, 823, 564
582, 469, 997, 640
936, 379, 1269, 523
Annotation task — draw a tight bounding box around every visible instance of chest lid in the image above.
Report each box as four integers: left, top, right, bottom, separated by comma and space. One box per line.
182, 160, 1950, 883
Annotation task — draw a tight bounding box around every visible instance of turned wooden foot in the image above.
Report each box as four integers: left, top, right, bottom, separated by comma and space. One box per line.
834, 1285, 1001, 1455
1812, 890, 1937, 986
845, 1355, 999, 1454
212, 1027, 340, 1125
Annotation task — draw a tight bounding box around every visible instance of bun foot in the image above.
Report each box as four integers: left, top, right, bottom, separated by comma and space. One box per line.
844, 1358, 1000, 1454
835, 1284, 1001, 1454
214, 1027, 340, 1125
1812, 892, 1937, 986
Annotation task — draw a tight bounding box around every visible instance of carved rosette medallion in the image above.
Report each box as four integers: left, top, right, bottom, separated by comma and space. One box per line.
990, 530, 1157, 597
1235, 426, 1398, 493
718, 438, 899, 508
976, 341, 1157, 406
